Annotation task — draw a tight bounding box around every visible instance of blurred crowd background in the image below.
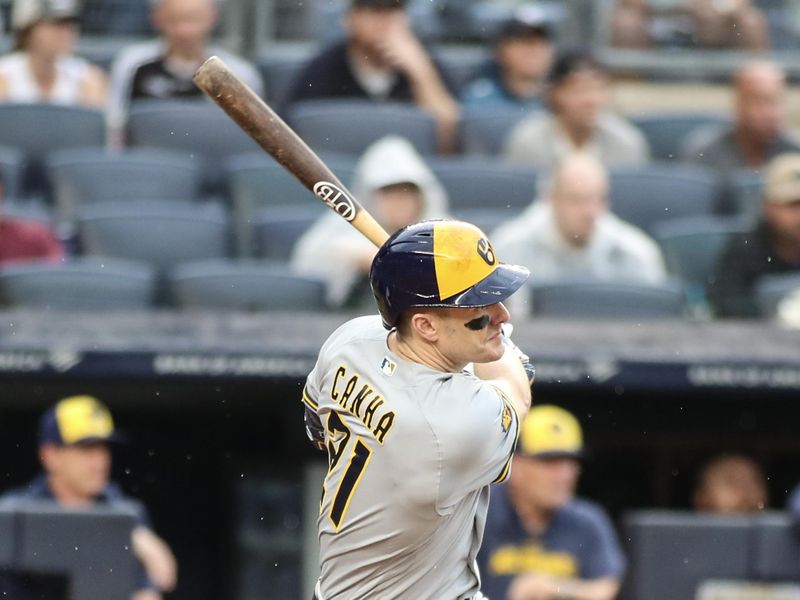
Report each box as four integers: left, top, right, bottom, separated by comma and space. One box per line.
1, 0, 800, 599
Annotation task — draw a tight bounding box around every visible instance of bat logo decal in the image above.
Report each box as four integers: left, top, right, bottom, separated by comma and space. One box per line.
313, 181, 358, 222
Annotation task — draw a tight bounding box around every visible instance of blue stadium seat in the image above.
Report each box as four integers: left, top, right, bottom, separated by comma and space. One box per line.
287, 100, 438, 156
453, 208, 524, 237
652, 216, 749, 310
727, 169, 763, 224
630, 112, 730, 162
225, 152, 355, 256
170, 259, 327, 311
1, 198, 53, 224
78, 200, 230, 273
752, 513, 800, 580
126, 100, 261, 192
252, 205, 326, 261
459, 105, 538, 156
0, 104, 105, 194
623, 511, 752, 600
529, 280, 686, 319
755, 273, 800, 318
256, 54, 305, 110
0, 144, 25, 198
428, 157, 538, 211
609, 165, 720, 234
46, 148, 201, 226
0, 258, 156, 310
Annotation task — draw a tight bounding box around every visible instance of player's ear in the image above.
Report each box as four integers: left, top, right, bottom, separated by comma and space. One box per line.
409, 311, 438, 342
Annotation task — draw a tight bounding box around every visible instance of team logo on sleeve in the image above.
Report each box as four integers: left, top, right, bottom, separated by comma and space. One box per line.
501, 404, 513, 433
380, 356, 397, 376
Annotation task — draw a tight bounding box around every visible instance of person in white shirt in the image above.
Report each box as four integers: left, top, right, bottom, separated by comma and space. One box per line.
0, 0, 107, 107
492, 152, 667, 311
503, 49, 649, 170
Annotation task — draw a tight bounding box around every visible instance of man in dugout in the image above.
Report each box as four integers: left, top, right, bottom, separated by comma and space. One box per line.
478, 405, 625, 600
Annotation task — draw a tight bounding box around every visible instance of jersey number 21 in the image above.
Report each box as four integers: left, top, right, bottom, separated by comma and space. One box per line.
321, 411, 373, 530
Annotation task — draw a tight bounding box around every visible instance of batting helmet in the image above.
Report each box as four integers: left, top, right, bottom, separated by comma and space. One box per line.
369, 220, 529, 329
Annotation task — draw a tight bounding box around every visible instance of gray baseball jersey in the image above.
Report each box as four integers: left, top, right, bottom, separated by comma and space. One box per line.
303, 315, 520, 600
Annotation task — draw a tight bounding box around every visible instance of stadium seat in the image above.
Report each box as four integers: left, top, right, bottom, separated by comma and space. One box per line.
752, 513, 800, 580
2, 198, 53, 224
452, 208, 524, 236
652, 216, 749, 310
459, 105, 538, 156
0, 144, 25, 198
630, 112, 730, 162
727, 169, 763, 224
623, 511, 752, 600
78, 200, 230, 273
608, 165, 720, 234
428, 157, 537, 212
226, 152, 354, 256
755, 273, 800, 318
256, 54, 305, 110
170, 259, 327, 311
252, 205, 326, 261
126, 100, 261, 192
287, 100, 438, 156
46, 148, 201, 226
0, 104, 105, 194
0, 258, 156, 310
529, 280, 686, 319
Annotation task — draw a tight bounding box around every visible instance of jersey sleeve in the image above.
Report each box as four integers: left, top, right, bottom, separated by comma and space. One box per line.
432, 378, 520, 514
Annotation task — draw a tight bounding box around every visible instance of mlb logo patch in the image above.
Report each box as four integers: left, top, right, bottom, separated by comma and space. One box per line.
380, 356, 397, 376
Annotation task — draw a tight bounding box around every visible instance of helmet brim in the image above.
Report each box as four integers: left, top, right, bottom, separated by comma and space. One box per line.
445, 262, 530, 307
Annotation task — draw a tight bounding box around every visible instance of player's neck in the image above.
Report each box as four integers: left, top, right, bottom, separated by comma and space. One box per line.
389, 331, 463, 373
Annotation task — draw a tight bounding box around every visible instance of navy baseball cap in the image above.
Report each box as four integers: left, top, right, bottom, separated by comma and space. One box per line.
38, 395, 121, 446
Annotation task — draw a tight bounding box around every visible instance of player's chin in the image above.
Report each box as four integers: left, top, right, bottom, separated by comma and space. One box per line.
482, 338, 506, 362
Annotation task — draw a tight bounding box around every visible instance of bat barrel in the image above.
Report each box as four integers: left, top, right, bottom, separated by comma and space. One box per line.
193, 56, 389, 247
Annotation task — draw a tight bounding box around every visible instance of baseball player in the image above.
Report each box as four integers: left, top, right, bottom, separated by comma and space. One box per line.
302, 220, 534, 599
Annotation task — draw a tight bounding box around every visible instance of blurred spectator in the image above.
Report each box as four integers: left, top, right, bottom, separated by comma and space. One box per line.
503, 49, 649, 170
0, 0, 107, 107
0, 171, 64, 266
0, 395, 177, 600
693, 453, 768, 513
107, 0, 263, 136
461, 7, 554, 111
284, 0, 460, 153
611, 0, 769, 50
681, 61, 800, 173
492, 153, 666, 311
709, 153, 800, 317
291, 135, 448, 308
478, 405, 626, 600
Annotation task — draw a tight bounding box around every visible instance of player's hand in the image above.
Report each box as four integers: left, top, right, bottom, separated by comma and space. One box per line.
506, 572, 567, 600
501, 324, 535, 386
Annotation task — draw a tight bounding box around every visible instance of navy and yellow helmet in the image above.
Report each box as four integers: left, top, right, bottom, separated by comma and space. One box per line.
369, 220, 530, 329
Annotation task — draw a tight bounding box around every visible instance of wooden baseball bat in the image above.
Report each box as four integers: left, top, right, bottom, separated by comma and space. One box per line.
192, 56, 390, 248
